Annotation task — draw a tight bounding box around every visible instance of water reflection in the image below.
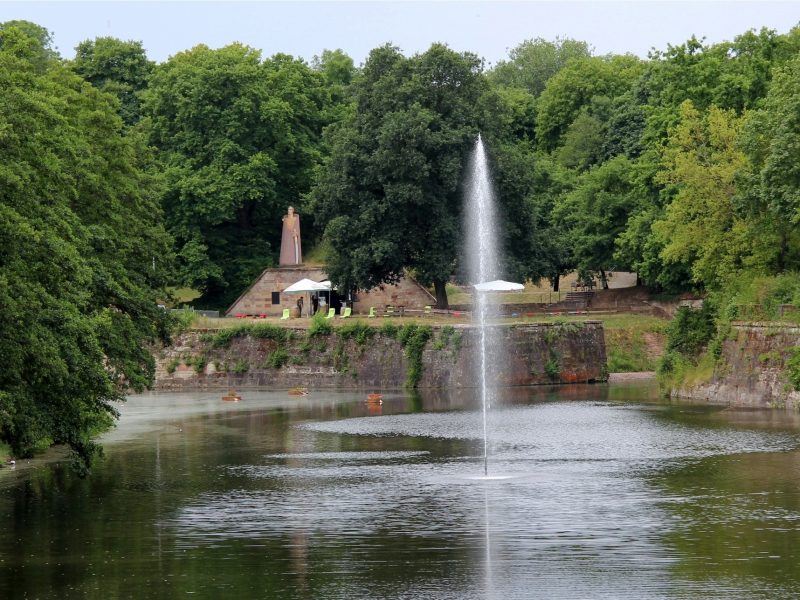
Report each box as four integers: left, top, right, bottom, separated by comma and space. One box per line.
2, 386, 800, 598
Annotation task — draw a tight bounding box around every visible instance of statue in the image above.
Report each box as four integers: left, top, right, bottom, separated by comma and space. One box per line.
279, 206, 302, 265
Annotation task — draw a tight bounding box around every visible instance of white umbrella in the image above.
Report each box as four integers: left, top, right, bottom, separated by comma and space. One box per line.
283, 278, 329, 293
473, 280, 525, 292
283, 278, 329, 316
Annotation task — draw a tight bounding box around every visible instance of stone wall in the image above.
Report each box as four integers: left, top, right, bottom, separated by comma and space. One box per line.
227, 266, 327, 316
226, 266, 435, 317
154, 322, 607, 391
673, 322, 800, 409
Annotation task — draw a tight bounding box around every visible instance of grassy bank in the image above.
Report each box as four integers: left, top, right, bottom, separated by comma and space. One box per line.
183, 311, 667, 374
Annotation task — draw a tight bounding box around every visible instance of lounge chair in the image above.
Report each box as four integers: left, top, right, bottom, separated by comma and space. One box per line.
325, 308, 335, 319
341, 307, 352, 319
280, 308, 290, 320
367, 307, 376, 318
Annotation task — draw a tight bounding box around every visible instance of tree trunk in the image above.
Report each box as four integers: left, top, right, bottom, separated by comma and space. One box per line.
600, 269, 609, 290
551, 274, 560, 292
433, 279, 449, 309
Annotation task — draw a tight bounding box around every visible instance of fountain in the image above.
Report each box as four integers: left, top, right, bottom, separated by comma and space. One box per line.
464, 134, 503, 476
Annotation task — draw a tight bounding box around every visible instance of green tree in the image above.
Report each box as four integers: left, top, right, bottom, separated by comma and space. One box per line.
652, 101, 749, 289
490, 37, 592, 97
143, 44, 328, 308
737, 54, 800, 273
554, 156, 640, 288
312, 44, 485, 307
0, 21, 172, 470
536, 54, 644, 151
71, 37, 154, 124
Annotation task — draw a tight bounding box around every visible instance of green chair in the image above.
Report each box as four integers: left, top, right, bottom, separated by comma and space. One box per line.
341, 307, 352, 319
423, 305, 432, 317
325, 307, 335, 319
367, 307, 376, 318
280, 308, 290, 320
385, 305, 395, 317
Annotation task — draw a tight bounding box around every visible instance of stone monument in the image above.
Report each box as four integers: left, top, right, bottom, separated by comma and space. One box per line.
279, 206, 302, 266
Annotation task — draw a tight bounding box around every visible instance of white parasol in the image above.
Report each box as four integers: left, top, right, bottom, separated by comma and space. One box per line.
283, 278, 329, 293
473, 280, 525, 292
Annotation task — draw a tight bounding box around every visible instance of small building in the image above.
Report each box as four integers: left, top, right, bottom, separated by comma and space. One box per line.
225, 265, 435, 317
227, 206, 436, 317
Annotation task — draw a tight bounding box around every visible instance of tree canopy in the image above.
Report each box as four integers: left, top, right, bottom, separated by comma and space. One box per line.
312, 44, 485, 307
0, 21, 172, 470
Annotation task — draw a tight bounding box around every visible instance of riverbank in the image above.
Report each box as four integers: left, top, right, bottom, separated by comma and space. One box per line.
155, 320, 608, 391
672, 322, 800, 410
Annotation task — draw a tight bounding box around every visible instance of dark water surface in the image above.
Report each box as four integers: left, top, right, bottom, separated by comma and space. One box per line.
4, 384, 800, 599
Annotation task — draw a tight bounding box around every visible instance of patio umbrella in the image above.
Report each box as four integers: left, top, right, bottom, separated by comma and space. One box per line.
283, 278, 329, 293
283, 279, 329, 316
473, 280, 525, 292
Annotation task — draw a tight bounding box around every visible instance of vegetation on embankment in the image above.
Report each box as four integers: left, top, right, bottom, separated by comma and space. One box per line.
158, 317, 606, 390
181, 311, 665, 374
184, 315, 439, 389
657, 273, 800, 392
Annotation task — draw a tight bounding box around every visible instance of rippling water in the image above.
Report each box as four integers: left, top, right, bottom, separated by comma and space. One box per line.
3, 385, 800, 599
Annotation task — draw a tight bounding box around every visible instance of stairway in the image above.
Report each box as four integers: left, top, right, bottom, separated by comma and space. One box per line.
564, 291, 594, 310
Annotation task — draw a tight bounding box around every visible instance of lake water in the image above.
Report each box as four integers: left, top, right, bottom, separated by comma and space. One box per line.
3, 383, 800, 599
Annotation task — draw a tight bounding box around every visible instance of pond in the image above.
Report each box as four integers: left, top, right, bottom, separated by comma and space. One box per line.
3, 383, 800, 599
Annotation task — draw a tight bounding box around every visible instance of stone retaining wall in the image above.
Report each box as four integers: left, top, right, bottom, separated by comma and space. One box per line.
154, 322, 607, 391
673, 322, 800, 409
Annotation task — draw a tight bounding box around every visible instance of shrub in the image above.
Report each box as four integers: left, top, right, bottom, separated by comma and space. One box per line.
664, 304, 717, 356
266, 349, 290, 369
545, 356, 560, 379
338, 321, 376, 346
307, 312, 333, 338
787, 347, 800, 391
396, 324, 433, 388
231, 359, 249, 374
249, 323, 291, 343
379, 322, 399, 339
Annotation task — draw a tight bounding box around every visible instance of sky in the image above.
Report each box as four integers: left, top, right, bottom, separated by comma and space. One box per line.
3, 1, 799, 66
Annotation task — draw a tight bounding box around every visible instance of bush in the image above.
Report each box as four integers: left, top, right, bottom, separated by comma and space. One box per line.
787, 347, 800, 391
307, 312, 333, 338
249, 323, 291, 342
338, 321, 376, 346
379, 322, 399, 339
665, 304, 717, 356
545, 356, 560, 379
231, 359, 250, 374
266, 349, 290, 369
396, 324, 433, 388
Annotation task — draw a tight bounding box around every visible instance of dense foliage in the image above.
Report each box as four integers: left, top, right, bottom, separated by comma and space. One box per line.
3, 18, 800, 460
0, 22, 172, 470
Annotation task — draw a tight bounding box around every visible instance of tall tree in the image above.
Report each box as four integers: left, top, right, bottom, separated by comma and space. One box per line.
554, 156, 640, 288
535, 54, 644, 151
737, 54, 800, 273
71, 37, 154, 124
312, 44, 485, 307
490, 37, 592, 98
0, 21, 172, 470
143, 45, 328, 308
652, 101, 749, 289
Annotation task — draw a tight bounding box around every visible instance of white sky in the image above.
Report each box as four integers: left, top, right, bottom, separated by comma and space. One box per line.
3, 1, 799, 65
